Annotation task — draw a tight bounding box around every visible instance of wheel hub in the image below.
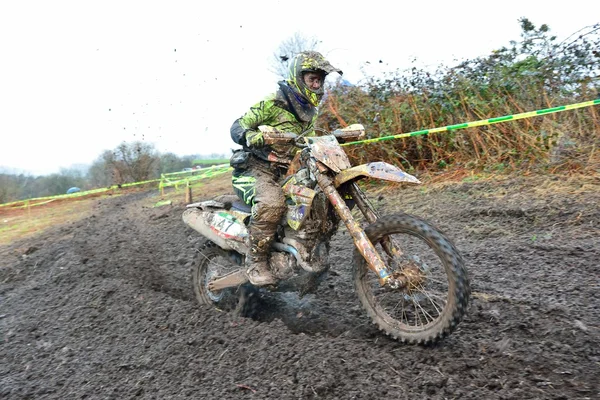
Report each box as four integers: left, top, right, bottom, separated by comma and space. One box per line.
204, 268, 224, 302
388, 264, 427, 293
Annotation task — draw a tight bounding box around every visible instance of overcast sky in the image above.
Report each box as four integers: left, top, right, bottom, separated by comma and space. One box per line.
1, 0, 598, 176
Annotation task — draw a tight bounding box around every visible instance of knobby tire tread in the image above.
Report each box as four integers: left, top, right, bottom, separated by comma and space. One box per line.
353, 214, 470, 344
191, 240, 257, 317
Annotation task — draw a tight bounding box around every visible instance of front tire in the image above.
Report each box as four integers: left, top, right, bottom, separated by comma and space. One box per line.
353, 214, 470, 344
192, 241, 256, 317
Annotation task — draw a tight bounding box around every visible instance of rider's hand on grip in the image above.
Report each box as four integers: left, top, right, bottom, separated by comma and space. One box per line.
245, 130, 264, 148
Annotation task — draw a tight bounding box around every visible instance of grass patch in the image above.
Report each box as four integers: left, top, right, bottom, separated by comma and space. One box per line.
0, 198, 99, 245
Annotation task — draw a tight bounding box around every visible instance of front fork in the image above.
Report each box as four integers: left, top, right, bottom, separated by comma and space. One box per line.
348, 183, 402, 260
309, 160, 393, 286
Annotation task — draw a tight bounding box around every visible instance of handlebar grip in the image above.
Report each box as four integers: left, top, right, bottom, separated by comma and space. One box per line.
262, 132, 298, 145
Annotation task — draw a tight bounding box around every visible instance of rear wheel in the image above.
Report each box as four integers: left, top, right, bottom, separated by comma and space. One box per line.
353, 214, 470, 344
192, 241, 257, 317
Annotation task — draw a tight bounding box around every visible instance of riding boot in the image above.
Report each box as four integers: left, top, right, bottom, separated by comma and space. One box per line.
245, 222, 277, 286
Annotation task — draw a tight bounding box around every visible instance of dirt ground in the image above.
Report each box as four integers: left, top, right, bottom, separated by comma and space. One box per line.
1, 172, 598, 399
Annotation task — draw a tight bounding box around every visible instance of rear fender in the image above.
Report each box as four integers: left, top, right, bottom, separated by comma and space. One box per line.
333, 161, 421, 187
182, 207, 249, 254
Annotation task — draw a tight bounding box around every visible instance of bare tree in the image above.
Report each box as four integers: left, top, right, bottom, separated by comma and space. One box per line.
0, 174, 20, 203
88, 150, 118, 187
113, 141, 159, 183
88, 142, 159, 186
159, 152, 189, 174
269, 32, 321, 79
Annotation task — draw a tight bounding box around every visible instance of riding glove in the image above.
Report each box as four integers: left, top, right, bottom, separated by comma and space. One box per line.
245, 130, 264, 148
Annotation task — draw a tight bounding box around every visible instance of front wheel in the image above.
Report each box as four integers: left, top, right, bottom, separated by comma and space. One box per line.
353, 214, 470, 344
192, 241, 257, 317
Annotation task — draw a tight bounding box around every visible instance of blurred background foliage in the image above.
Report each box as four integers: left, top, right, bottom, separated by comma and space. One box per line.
319, 18, 600, 175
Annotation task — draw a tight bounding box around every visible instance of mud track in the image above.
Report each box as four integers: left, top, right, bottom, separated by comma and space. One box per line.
1, 174, 599, 399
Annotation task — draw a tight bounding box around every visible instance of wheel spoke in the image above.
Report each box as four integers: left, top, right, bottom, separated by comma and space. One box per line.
414, 287, 446, 313
422, 277, 449, 286
414, 299, 436, 323
412, 299, 423, 326
389, 296, 405, 316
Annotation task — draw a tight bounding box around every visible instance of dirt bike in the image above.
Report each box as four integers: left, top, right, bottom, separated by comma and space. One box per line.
182, 124, 470, 344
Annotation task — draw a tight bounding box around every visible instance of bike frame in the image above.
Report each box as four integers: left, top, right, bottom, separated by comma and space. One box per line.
301, 135, 421, 287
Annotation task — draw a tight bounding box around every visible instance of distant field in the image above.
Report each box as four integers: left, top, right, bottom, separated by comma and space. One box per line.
0, 172, 234, 246
193, 158, 229, 165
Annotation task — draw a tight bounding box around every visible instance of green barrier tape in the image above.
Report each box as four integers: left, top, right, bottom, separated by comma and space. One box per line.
18, 199, 57, 208
159, 164, 232, 190
154, 200, 172, 207
0, 187, 113, 208
161, 163, 231, 178
121, 178, 162, 188
341, 99, 600, 147
0, 178, 163, 209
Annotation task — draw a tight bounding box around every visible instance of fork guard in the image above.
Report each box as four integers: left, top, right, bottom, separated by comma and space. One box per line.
333, 161, 421, 187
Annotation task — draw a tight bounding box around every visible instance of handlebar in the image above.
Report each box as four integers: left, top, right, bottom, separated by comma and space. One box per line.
258, 123, 366, 146
261, 131, 299, 145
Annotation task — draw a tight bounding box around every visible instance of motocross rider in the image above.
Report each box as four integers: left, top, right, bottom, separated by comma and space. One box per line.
230, 50, 342, 286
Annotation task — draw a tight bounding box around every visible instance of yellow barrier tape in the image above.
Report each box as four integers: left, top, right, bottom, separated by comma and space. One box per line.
342, 99, 600, 146
0, 179, 162, 209
159, 164, 232, 191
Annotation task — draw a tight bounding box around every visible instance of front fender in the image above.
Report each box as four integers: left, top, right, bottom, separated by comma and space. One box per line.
333, 161, 421, 187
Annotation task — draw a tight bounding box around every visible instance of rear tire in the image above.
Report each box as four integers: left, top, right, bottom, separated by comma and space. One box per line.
353, 214, 470, 344
192, 241, 257, 317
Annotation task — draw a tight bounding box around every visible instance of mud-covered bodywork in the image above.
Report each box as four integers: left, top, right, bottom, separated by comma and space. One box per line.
331, 124, 366, 143
182, 202, 250, 254
306, 135, 352, 172
281, 173, 317, 230
334, 161, 421, 187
